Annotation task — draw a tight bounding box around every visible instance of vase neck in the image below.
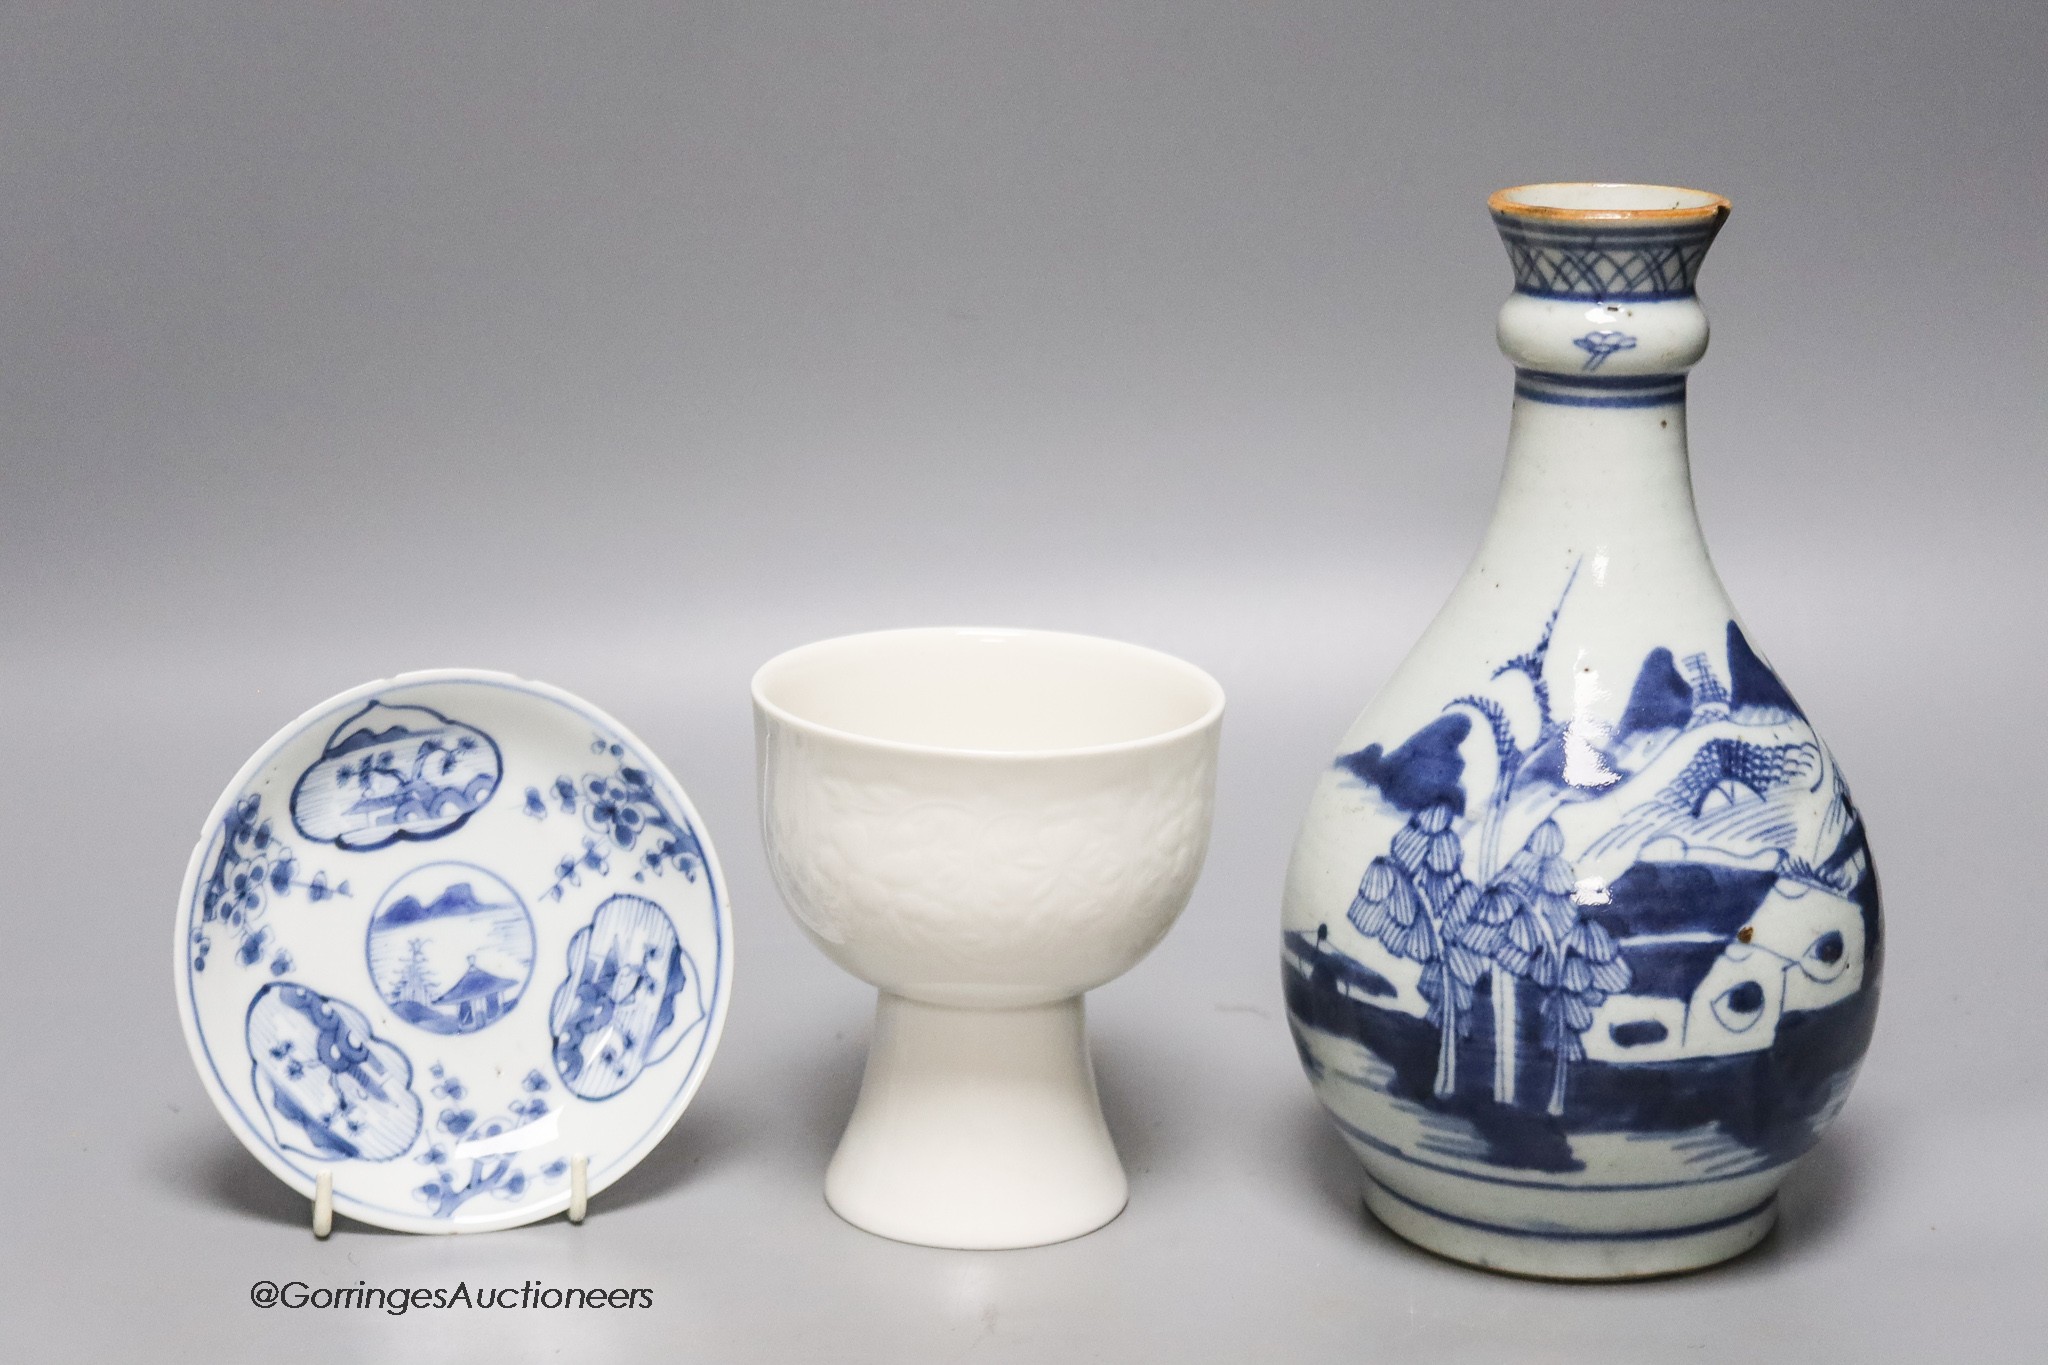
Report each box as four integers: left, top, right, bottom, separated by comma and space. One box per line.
1492, 188, 1726, 379
1474, 183, 1732, 561
1488, 395, 1702, 549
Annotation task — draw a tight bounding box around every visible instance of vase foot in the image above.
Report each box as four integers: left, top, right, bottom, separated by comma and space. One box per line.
1361, 1172, 1777, 1280
824, 992, 1128, 1250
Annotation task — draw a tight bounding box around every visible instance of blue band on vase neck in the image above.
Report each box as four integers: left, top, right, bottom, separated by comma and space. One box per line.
1493, 212, 1726, 303
1512, 368, 1689, 409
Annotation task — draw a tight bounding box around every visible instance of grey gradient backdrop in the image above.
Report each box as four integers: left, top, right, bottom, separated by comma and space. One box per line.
3, 2, 2044, 1360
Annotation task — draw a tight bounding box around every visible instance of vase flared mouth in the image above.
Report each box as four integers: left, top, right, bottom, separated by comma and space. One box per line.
1489, 182, 1730, 225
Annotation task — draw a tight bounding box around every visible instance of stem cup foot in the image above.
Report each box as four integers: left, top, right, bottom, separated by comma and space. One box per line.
825, 993, 1127, 1250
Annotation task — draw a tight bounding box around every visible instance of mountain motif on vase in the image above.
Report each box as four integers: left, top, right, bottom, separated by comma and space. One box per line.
1286, 576, 1881, 1179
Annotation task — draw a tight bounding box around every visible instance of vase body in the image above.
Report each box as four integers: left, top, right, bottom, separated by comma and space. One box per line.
1281, 184, 1881, 1279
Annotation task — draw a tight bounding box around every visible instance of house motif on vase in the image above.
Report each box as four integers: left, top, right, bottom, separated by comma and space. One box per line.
1283, 925, 1398, 1009
432, 956, 519, 1032
1579, 862, 1865, 1064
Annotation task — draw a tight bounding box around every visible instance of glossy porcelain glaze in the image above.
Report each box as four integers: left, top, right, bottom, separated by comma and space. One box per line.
174, 670, 733, 1233
1282, 185, 1881, 1278
754, 627, 1224, 1248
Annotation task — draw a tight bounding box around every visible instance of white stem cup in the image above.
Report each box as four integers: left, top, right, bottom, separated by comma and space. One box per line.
752, 627, 1224, 1249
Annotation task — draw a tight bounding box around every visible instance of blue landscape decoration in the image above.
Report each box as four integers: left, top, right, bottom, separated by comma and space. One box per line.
550, 893, 706, 1101
366, 864, 536, 1036
246, 982, 423, 1162
1288, 578, 1881, 1176
291, 701, 502, 851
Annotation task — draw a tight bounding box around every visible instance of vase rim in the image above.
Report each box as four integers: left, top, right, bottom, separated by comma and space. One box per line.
1489, 182, 1731, 224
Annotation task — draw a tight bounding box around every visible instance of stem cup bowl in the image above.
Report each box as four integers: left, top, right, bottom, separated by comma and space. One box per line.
752, 627, 1224, 1248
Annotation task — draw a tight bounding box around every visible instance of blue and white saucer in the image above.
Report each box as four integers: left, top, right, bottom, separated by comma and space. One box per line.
173, 670, 732, 1233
